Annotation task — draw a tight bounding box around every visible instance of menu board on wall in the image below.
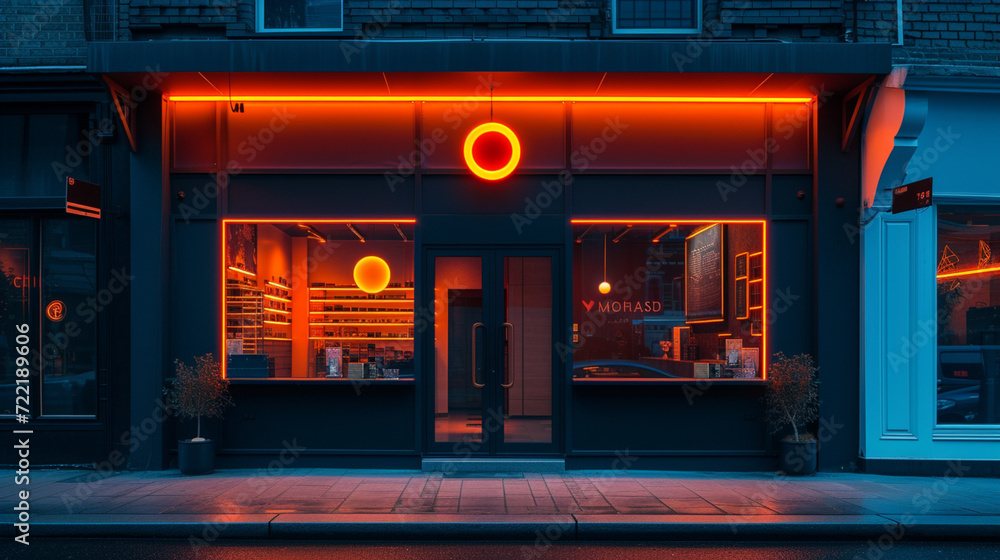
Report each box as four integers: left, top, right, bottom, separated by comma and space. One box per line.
685, 223, 724, 321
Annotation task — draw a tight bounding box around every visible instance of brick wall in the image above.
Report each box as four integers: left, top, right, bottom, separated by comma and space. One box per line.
2, 0, 999, 77
0, 0, 87, 67
856, 0, 1000, 77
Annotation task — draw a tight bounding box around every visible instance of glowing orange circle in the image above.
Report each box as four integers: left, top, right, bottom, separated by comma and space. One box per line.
598, 282, 611, 295
463, 122, 521, 181
354, 256, 391, 294
46, 300, 66, 322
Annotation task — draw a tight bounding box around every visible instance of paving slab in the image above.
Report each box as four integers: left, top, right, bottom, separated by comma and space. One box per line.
269, 513, 576, 540
573, 514, 896, 540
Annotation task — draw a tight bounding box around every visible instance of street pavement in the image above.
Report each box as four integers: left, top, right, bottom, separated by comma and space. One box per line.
2, 468, 999, 542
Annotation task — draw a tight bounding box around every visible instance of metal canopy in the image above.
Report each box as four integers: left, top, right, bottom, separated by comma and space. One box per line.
88, 40, 890, 75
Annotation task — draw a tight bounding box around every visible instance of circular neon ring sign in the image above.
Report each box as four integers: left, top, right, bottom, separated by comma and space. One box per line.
463, 122, 521, 181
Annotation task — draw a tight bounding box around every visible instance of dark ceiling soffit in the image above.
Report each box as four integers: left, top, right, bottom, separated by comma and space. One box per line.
88, 41, 892, 75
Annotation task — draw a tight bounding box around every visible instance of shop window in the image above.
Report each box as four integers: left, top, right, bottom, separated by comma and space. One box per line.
0, 217, 98, 417
223, 221, 414, 380
572, 221, 766, 380
258, 0, 343, 32
936, 207, 1000, 425
612, 0, 701, 34
0, 113, 91, 197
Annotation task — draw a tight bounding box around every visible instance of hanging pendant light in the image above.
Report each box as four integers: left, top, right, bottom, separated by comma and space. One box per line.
599, 233, 611, 294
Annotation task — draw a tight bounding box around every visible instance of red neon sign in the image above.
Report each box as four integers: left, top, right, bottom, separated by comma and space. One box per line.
463, 122, 521, 181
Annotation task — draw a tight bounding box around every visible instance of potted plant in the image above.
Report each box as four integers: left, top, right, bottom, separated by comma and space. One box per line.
764, 352, 820, 475
164, 353, 233, 475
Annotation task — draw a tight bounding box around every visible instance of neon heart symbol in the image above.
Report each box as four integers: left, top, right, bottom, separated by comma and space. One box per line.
582, 300, 595, 312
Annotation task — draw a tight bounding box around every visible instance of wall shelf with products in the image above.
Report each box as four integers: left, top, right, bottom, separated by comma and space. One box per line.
748, 252, 763, 336
308, 283, 415, 379
226, 279, 263, 355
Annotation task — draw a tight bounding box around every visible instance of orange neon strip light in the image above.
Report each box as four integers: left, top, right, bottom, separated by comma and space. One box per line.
263, 337, 292, 341
572, 219, 767, 224
309, 310, 411, 315
937, 265, 1000, 280
309, 337, 414, 341
717, 333, 732, 337
687, 318, 726, 324
228, 266, 256, 276
311, 311, 412, 315
264, 308, 291, 315
263, 320, 290, 325
311, 299, 414, 304
264, 294, 291, 303
224, 219, 415, 223
310, 322, 413, 326
310, 287, 413, 291
267, 281, 290, 290
170, 95, 812, 103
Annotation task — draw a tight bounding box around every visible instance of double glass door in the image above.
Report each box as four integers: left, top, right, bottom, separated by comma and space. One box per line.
427, 249, 559, 455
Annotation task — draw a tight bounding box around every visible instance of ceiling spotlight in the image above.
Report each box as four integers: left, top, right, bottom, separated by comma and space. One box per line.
297, 223, 326, 243
393, 223, 408, 242
346, 223, 366, 243
612, 225, 633, 243
652, 225, 677, 243
574, 224, 594, 244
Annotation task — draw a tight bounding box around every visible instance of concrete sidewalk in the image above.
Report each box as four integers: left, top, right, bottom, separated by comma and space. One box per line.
3, 468, 1000, 541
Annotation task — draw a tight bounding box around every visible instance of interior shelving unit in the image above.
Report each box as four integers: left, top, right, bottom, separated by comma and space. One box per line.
748, 252, 763, 336
262, 279, 292, 377
308, 284, 415, 378
225, 275, 263, 355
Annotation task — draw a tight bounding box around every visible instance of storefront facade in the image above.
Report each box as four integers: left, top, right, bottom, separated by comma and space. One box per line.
91, 40, 888, 471
861, 75, 1000, 476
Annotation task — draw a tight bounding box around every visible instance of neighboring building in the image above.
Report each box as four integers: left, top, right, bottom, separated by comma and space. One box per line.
859, 3, 1000, 476
4, 1, 994, 475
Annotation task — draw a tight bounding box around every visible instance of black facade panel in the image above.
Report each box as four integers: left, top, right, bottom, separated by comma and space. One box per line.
768, 219, 814, 358
216, 385, 418, 453
814, 96, 861, 472
420, 214, 566, 245
227, 174, 416, 217
422, 174, 566, 216
572, 175, 767, 217
570, 384, 768, 454
170, 218, 220, 365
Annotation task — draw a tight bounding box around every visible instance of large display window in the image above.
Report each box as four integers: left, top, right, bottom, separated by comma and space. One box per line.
936, 206, 1000, 425
222, 220, 415, 380
571, 220, 767, 381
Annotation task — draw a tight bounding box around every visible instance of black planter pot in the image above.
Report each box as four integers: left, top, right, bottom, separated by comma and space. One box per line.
178, 439, 216, 475
778, 439, 817, 475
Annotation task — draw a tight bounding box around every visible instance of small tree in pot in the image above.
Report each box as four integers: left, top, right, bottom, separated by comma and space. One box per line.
764, 352, 820, 475
164, 353, 233, 475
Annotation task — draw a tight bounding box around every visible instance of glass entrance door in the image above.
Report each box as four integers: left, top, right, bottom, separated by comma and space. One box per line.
427, 249, 559, 456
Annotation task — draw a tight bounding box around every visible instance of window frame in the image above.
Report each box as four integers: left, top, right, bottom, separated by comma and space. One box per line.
611, 0, 702, 35
255, 0, 345, 34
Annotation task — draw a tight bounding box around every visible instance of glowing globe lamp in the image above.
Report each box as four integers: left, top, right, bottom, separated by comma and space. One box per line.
598, 281, 611, 294
354, 256, 391, 294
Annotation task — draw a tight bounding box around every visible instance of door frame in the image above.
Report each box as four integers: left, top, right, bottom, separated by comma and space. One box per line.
420, 245, 565, 457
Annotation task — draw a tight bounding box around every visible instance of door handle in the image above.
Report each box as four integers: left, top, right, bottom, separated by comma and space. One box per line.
501, 322, 515, 389
471, 322, 485, 389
